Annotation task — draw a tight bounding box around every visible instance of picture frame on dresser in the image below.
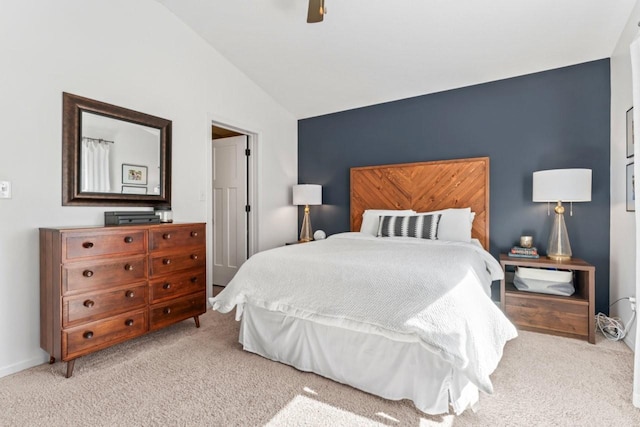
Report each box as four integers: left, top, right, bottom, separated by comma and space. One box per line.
627, 107, 634, 158
627, 162, 635, 212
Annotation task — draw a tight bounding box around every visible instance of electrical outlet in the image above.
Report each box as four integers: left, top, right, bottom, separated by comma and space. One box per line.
630, 297, 636, 312
0, 181, 11, 199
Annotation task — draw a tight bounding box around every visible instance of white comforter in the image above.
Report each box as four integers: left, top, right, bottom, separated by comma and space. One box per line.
210, 232, 517, 394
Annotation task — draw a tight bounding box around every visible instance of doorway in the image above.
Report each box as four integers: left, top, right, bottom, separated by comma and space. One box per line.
208, 123, 257, 298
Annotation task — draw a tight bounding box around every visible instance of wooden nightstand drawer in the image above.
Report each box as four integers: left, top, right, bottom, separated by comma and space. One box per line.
505, 293, 588, 337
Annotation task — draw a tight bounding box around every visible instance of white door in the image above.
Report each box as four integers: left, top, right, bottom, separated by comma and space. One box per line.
212, 135, 248, 286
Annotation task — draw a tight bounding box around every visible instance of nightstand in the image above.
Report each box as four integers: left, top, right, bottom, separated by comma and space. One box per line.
499, 254, 595, 344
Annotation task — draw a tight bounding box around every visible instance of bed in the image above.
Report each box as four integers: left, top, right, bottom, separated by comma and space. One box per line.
210, 157, 517, 415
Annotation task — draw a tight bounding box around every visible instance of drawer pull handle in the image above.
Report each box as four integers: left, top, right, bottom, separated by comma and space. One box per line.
125, 291, 135, 298
190, 254, 198, 260
190, 231, 198, 237
163, 258, 171, 265
83, 331, 94, 339
82, 270, 94, 278
163, 307, 171, 315
82, 242, 94, 249
163, 283, 171, 290
190, 277, 198, 283
83, 300, 95, 308
124, 236, 133, 243
124, 264, 134, 271
125, 319, 134, 327
163, 233, 171, 240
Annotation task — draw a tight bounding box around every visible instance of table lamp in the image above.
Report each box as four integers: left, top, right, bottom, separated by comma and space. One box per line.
532, 169, 592, 261
293, 184, 322, 242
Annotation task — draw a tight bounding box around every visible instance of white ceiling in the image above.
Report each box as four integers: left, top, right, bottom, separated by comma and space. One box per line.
156, 0, 637, 119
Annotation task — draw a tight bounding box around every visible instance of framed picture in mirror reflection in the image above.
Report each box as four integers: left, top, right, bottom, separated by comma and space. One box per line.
122, 164, 148, 185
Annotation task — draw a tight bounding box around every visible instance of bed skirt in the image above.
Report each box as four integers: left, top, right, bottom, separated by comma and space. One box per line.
238, 304, 479, 415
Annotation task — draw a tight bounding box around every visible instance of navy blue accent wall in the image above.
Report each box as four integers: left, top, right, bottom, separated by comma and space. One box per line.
298, 59, 611, 312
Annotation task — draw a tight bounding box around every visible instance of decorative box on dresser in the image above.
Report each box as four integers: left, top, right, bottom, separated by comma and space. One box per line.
39, 223, 206, 377
499, 254, 595, 344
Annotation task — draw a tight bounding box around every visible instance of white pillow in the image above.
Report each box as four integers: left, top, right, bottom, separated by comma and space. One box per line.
415, 207, 474, 242
360, 209, 416, 236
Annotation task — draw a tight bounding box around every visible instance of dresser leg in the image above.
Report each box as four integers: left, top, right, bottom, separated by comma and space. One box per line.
194, 315, 200, 328
49, 356, 55, 364
66, 359, 76, 378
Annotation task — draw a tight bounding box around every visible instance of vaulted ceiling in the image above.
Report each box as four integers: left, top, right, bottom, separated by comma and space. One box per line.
156, 0, 637, 119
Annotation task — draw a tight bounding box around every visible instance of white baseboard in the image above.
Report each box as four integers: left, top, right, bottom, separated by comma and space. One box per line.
0, 354, 48, 378
634, 392, 640, 408
624, 334, 636, 353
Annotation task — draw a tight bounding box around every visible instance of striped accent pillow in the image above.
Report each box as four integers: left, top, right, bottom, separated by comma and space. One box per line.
377, 214, 441, 240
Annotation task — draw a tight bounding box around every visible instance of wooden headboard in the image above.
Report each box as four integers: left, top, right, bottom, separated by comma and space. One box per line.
350, 157, 490, 249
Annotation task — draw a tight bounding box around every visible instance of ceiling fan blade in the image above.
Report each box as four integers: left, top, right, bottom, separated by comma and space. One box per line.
307, 0, 324, 23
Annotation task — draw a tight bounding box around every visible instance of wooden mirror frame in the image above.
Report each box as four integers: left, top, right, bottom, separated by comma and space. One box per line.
62, 92, 172, 206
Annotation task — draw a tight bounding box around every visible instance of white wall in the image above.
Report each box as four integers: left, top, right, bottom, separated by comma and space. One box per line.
610, 1, 640, 351
0, 0, 298, 377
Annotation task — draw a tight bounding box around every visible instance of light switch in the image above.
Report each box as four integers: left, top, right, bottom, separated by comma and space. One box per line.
0, 181, 12, 199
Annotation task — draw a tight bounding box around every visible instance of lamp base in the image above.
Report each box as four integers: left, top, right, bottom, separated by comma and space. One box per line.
299, 205, 313, 242
546, 202, 572, 261
547, 254, 571, 261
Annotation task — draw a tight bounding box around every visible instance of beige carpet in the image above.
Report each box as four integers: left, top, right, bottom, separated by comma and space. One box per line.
1, 310, 639, 426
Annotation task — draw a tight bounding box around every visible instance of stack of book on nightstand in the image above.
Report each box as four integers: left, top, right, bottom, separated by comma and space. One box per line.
508, 246, 540, 258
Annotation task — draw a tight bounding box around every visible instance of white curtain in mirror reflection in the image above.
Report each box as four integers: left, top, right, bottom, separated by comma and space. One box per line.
81, 138, 112, 192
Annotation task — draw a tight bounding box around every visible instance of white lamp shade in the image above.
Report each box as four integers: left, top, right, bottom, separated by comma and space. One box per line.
532, 169, 592, 202
293, 184, 322, 206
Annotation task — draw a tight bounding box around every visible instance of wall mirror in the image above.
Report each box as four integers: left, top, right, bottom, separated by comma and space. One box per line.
62, 92, 171, 206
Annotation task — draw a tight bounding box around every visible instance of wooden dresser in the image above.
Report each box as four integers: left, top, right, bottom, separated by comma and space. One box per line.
39, 223, 206, 377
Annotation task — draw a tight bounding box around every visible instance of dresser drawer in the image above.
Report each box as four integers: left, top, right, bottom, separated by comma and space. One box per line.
505, 293, 588, 337
63, 230, 147, 261
149, 292, 206, 331
63, 309, 148, 360
62, 255, 148, 295
149, 270, 206, 303
63, 283, 148, 327
149, 249, 205, 277
149, 224, 205, 252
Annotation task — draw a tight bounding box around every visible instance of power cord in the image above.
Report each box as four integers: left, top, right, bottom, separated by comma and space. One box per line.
595, 296, 636, 341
